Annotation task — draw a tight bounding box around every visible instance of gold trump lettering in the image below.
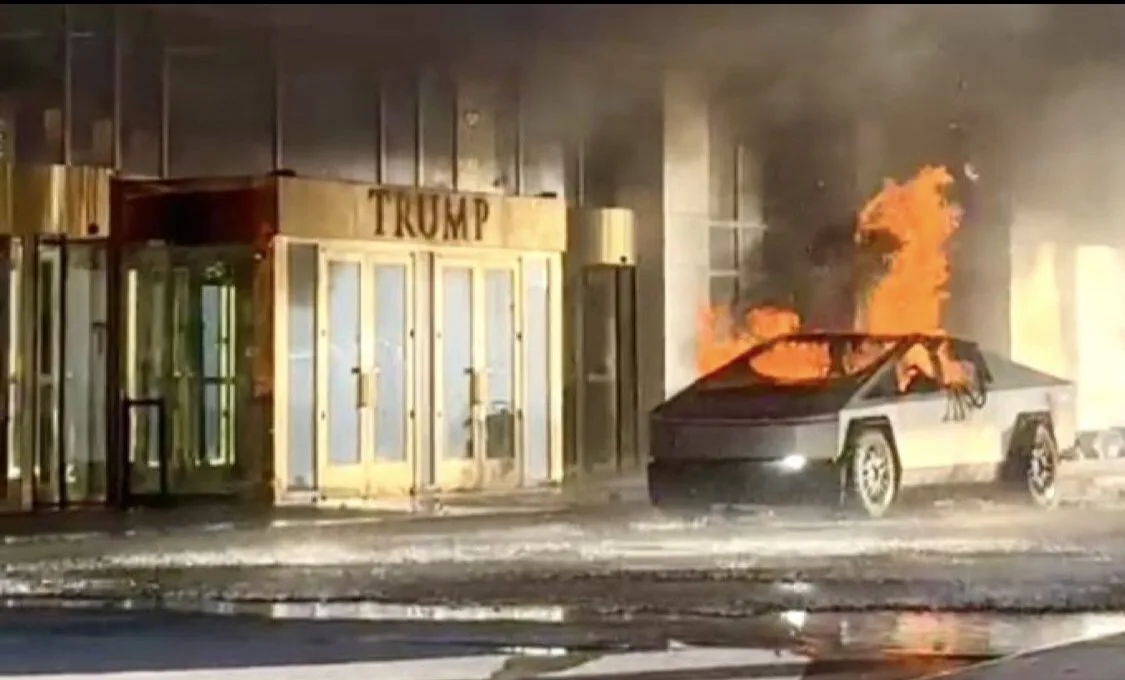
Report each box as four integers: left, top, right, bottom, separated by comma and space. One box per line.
371, 190, 491, 243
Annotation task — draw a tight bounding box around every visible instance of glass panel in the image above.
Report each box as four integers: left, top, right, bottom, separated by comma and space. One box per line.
420, 71, 455, 189
327, 260, 362, 466
382, 73, 417, 186
62, 244, 108, 502
523, 259, 550, 483
281, 43, 378, 183
126, 254, 167, 487
3, 241, 16, 488
125, 246, 255, 496
286, 244, 317, 489
70, 5, 114, 167
373, 263, 407, 462
580, 267, 617, 468
441, 267, 472, 460
168, 268, 196, 470
36, 248, 61, 502
615, 267, 639, 469
484, 268, 515, 461
200, 282, 236, 466
709, 226, 738, 271
709, 274, 738, 308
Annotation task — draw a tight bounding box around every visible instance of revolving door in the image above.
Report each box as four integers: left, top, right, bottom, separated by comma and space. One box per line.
122, 245, 256, 500
0, 238, 110, 509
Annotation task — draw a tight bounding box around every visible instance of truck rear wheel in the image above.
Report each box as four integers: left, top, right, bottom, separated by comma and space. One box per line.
1013, 420, 1059, 508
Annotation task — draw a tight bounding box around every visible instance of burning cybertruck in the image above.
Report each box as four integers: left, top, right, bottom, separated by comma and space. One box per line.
648, 333, 1077, 517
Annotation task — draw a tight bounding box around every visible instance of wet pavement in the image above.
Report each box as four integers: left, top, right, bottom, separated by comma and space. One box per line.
4, 499, 1125, 677
6, 500, 1125, 614
2, 602, 1121, 679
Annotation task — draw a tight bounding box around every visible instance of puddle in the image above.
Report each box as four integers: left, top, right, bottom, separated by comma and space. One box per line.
2, 596, 1123, 662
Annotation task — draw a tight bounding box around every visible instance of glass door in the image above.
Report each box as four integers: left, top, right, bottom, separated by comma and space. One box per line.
368, 255, 414, 496
316, 249, 416, 499
61, 242, 108, 503
481, 263, 520, 488
33, 242, 62, 506
434, 257, 522, 491
317, 252, 366, 496
123, 245, 254, 501
435, 260, 476, 489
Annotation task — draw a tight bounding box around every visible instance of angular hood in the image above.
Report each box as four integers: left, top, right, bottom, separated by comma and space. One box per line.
652, 381, 859, 423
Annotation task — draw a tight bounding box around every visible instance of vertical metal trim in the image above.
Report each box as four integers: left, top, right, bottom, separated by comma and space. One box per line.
104, 189, 124, 508
413, 71, 424, 188
574, 125, 586, 209
375, 73, 386, 184
0, 239, 11, 502
17, 236, 38, 509
270, 27, 283, 172
158, 34, 170, 178
56, 239, 68, 507
732, 143, 744, 222
450, 72, 460, 191
514, 72, 525, 196
110, 5, 123, 172
61, 4, 73, 166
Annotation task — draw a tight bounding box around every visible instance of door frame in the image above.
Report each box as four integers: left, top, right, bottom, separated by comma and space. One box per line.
433, 252, 524, 492
315, 248, 368, 497
312, 242, 419, 499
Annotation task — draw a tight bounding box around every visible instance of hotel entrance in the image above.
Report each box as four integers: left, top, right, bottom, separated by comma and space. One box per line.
113, 174, 565, 506
0, 164, 115, 511
4, 236, 110, 509
434, 255, 522, 491
315, 246, 416, 499
274, 178, 565, 503
120, 244, 256, 501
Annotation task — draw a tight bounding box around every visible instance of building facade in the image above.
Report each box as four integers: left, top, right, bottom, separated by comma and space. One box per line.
0, 4, 657, 509
1, 5, 1120, 511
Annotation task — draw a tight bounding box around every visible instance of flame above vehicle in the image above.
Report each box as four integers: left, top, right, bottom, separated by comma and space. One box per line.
697, 165, 967, 390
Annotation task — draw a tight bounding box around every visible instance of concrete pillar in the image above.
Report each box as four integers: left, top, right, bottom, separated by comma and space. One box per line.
615, 69, 711, 459
660, 70, 711, 398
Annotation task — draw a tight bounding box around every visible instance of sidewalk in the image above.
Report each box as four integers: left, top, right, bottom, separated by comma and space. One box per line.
0, 474, 650, 545
936, 631, 1125, 679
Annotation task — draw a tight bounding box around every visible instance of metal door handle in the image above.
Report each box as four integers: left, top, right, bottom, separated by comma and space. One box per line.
356, 369, 373, 408
469, 369, 485, 407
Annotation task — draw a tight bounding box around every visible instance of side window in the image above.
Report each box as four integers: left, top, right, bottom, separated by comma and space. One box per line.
866, 344, 944, 399
897, 350, 944, 396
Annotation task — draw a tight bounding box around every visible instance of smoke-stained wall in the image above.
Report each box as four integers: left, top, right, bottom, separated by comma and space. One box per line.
0, 4, 571, 200
1007, 66, 1125, 435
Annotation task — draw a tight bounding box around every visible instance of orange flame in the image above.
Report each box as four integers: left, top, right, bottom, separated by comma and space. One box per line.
696, 164, 967, 388
695, 305, 800, 376
857, 165, 961, 336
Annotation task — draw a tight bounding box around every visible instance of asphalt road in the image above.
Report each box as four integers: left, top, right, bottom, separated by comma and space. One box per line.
3, 499, 1125, 613
3, 499, 1125, 678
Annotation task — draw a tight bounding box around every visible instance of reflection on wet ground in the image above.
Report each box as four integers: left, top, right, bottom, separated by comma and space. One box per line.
3, 599, 1124, 669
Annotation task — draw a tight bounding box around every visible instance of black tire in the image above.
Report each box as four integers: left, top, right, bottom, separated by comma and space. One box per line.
846, 427, 899, 518
1013, 421, 1060, 508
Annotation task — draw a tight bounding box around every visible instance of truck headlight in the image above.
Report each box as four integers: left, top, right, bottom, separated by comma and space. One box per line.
779, 454, 807, 472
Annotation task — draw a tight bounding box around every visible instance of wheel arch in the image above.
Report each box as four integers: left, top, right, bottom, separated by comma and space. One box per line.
841, 416, 903, 483
842, 416, 900, 461
1007, 411, 1056, 456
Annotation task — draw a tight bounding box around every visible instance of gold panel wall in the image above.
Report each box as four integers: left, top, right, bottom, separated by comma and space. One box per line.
0, 163, 112, 237
276, 177, 567, 253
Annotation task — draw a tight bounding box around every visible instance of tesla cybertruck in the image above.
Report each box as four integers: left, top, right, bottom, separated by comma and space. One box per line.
648, 333, 1076, 517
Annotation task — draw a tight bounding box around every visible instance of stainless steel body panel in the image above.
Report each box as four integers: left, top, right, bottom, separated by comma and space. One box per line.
648, 332, 1077, 507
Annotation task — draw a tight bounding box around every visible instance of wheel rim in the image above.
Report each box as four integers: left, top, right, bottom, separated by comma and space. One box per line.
1028, 430, 1057, 495
858, 441, 893, 506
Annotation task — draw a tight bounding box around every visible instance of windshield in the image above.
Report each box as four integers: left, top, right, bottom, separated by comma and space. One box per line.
697, 335, 898, 389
